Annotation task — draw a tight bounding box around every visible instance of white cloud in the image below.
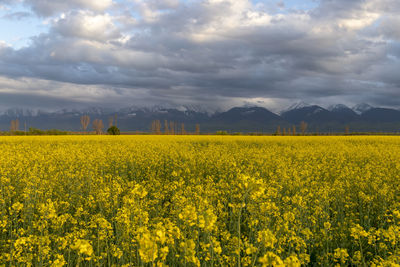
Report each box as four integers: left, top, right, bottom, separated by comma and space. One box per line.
53, 11, 121, 41
0, 40, 11, 48
337, 12, 380, 30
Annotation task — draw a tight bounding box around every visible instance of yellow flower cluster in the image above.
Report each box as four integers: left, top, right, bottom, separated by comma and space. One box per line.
0, 135, 400, 266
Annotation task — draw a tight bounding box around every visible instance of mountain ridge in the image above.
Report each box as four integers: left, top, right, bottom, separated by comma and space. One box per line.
1, 104, 400, 132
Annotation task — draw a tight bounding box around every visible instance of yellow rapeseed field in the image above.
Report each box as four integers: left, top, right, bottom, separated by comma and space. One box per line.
1, 136, 400, 266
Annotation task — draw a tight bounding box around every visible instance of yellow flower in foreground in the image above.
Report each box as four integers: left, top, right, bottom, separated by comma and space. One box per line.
71, 239, 93, 257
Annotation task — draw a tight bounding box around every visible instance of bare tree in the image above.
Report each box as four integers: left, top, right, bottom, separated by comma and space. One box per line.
150, 121, 154, 133
93, 119, 104, 135
169, 121, 175, 135
195, 124, 200, 135
276, 126, 281, 136
10, 119, 19, 132
282, 128, 286, 136
108, 116, 114, 128
300, 121, 308, 135
114, 114, 118, 127
164, 120, 169, 135
181, 123, 186, 135
156, 120, 161, 134
151, 120, 161, 134
345, 126, 350, 135
80, 115, 90, 133
292, 125, 296, 136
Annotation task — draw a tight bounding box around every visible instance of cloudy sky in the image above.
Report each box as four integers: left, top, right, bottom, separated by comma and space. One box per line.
0, 0, 399, 112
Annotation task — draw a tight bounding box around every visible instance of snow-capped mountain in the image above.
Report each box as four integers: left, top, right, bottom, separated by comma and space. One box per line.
288, 101, 311, 110
328, 104, 350, 111
1, 108, 43, 117
280, 101, 312, 114
328, 104, 359, 122
281, 104, 331, 124
77, 107, 117, 115
1, 103, 400, 132
352, 103, 374, 115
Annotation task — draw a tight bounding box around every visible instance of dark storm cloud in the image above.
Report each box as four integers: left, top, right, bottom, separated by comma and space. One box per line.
0, 0, 399, 111
0, 91, 83, 109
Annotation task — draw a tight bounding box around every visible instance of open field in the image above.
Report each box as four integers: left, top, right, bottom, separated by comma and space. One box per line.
1, 136, 400, 266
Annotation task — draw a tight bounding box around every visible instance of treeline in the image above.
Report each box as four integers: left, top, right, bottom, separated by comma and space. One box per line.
1, 127, 68, 136
6, 119, 67, 135
5, 117, 399, 136
274, 122, 360, 136
275, 121, 306, 135
212, 121, 400, 136
150, 120, 200, 135
5, 117, 121, 136
80, 115, 120, 135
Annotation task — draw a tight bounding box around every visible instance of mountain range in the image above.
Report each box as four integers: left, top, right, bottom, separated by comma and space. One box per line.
1, 103, 400, 133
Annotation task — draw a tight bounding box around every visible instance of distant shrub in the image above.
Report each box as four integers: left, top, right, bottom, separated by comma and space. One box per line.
13, 131, 27, 136
107, 126, 121, 135
215, 131, 228, 135
24, 128, 68, 135
45, 129, 68, 135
